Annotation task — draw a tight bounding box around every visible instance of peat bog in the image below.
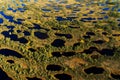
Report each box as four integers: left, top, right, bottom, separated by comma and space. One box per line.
0, 0, 119, 80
